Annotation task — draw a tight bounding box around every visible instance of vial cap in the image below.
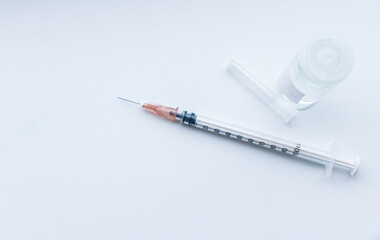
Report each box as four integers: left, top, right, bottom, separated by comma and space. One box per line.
301, 35, 353, 86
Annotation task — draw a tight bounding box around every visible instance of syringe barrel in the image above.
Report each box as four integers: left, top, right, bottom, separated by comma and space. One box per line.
189, 114, 359, 176
195, 115, 303, 157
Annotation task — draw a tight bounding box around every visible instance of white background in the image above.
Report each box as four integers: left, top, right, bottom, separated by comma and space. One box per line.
1, 0, 379, 239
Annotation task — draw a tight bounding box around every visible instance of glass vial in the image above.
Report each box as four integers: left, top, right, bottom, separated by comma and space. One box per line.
276, 35, 353, 109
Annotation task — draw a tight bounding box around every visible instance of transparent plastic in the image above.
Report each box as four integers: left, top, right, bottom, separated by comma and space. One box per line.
227, 60, 297, 123
195, 114, 360, 177
277, 35, 353, 109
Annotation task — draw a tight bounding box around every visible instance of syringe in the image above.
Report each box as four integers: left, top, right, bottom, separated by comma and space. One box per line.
118, 97, 360, 177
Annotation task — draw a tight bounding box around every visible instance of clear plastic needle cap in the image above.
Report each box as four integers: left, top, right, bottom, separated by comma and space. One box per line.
227, 59, 297, 123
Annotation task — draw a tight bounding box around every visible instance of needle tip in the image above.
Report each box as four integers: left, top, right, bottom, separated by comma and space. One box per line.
117, 97, 141, 106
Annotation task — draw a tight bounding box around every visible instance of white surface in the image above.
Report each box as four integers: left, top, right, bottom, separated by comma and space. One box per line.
1, 0, 379, 239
